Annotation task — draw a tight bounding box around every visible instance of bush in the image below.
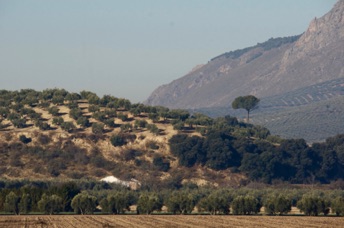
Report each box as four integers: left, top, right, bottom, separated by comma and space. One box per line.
19, 135, 31, 144
147, 124, 160, 135
88, 105, 100, 113
153, 155, 170, 172
110, 135, 126, 147
104, 118, 116, 128
52, 117, 64, 126
69, 108, 83, 120
35, 120, 51, 130
77, 116, 90, 128
61, 121, 76, 133
146, 141, 159, 150
12, 118, 27, 128
123, 149, 143, 161
92, 122, 104, 135
48, 106, 59, 116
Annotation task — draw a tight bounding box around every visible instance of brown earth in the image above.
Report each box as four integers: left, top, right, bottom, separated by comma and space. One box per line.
0, 215, 342, 228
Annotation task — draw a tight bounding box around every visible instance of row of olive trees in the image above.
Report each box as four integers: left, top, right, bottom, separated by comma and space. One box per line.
3, 191, 97, 215
3, 189, 344, 216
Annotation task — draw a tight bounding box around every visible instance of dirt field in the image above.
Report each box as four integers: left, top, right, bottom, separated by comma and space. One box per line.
0, 215, 343, 228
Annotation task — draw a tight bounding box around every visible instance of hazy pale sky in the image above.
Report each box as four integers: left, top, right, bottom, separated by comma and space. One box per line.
0, 0, 337, 102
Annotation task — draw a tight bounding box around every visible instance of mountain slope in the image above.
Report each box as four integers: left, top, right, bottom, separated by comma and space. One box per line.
145, 1, 344, 110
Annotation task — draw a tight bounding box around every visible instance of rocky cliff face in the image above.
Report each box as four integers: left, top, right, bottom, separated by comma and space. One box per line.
145, 0, 344, 109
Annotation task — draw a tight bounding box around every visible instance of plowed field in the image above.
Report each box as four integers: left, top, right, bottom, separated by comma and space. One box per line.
0, 215, 343, 228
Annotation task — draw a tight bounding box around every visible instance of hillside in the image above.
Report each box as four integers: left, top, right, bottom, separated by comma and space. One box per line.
145, 1, 344, 142
0, 89, 343, 186
0, 89, 247, 187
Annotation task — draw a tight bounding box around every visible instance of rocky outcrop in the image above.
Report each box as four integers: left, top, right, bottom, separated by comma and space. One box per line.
145, 1, 344, 110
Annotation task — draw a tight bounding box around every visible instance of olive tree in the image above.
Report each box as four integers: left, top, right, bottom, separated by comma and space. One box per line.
137, 192, 162, 214
232, 195, 261, 215
71, 193, 97, 215
38, 194, 63, 215
4, 191, 20, 215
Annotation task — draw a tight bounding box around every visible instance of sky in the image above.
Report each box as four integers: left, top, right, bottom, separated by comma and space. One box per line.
0, 0, 338, 103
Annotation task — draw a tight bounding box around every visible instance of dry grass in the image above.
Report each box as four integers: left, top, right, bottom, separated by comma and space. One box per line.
0, 215, 342, 228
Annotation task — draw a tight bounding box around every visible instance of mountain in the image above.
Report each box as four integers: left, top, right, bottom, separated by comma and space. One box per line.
145, 1, 344, 142
146, 1, 344, 109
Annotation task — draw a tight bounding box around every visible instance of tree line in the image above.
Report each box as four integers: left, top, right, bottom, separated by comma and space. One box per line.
170, 130, 344, 184
0, 180, 343, 216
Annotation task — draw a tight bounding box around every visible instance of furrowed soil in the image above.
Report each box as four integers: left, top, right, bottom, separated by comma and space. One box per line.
0, 215, 343, 228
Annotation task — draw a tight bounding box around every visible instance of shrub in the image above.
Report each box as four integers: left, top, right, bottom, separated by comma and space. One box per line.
134, 119, 148, 129
48, 106, 59, 116
120, 123, 132, 132
35, 120, 51, 130
118, 113, 128, 121
92, 122, 104, 135
52, 117, 64, 126
153, 155, 170, 172
12, 118, 27, 128
104, 118, 116, 128
61, 121, 76, 133
77, 116, 90, 128
69, 108, 83, 120
146, 141, 159, 150
19, 135, 31, 144
110, 135, 126, 147
147, 124, 160, 135
123, 149, 143, 161
88, 105, 100, 113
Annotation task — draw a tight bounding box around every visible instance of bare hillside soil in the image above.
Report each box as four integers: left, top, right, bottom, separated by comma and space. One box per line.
0, 215, 343, 228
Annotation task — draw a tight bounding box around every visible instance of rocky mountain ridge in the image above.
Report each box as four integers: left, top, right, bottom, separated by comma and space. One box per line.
145, 1, 344, 110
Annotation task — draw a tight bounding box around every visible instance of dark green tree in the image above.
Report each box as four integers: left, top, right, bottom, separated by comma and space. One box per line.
4, 191, 20, 215
197, 190, 232, 215
38, 194, 63, 215
297, 196, 329, 216
19, 193, 31, 214
137, 192, 162, 214
264, 195, 291, 215
232, 95, 260, 122
100, 192, 131, 214
71, 193, 97, 215
165, 190, 196, 214
232, 195, 261, 215
332, 197, 344, 216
